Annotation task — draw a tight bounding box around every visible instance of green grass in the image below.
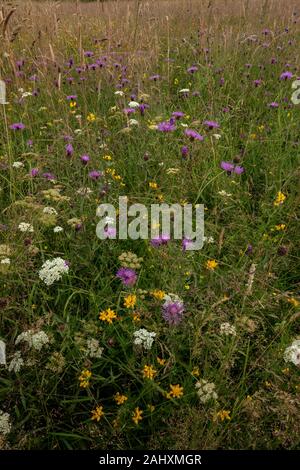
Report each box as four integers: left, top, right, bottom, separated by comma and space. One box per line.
0, 0, 300, 450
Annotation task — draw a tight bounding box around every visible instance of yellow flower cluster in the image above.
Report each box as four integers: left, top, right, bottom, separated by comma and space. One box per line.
205, 259, 218, 270
124, 294, 137, 309
132, 407, 143, 425
142, 364, 157, 380
166, 384, 184, 399
274, 191, 286, 206
114, 392, 128, 405
79, 369, 92, 388
91, 405, 104, 421
99, 308, 117, 324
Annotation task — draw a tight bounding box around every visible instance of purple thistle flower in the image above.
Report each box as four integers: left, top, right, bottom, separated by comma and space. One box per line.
30, 168, 39, 177
84, 51, 94, 57
67, 95, 77, 101
150, 234, 170, 247
116, 267, 137, 287
220, 161, 235, 172
172, 111, 185, 119
65, 143, 74, 157
123, 108, 135, 115
185, 129, 204, 141
187, 65, 198, 73
254, 79, 262, 87
234, 165, 244, 174
182, 238, 193, 251
181, 146, 189, 157
280, 71, 293, 80
203, 120, 220, 130
268, 102, 279, 108
9, 122, 25, 130
157, 121, 176, 132
149, 74, 160, 81
80, 154, 90, 164
162, 300, 185, 325
104, 226, 117, 239
88, 170, 103, 180
42, 172, 56, 181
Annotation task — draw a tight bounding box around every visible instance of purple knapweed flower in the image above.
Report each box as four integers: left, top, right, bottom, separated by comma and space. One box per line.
268, 102, 279, 108
157, 121, 176, 132
116, 267, 137, 287
182, 238, 194, 251
30, 168, 39, 177
172, 111, 185, 119
80, 154, 90, 164
280, 71, 293, 80
203, 120, 220, 130
150, 234, 170, 247
185, 129, 204, 141
84, 51, 94, 57
9, 122, 25, 130
162, 299, 185, 325
65, 143, 74, 157
149, 74, 160, 81
67, 95, 77, 101
254, 79, 262, 87
42, 172, 56, 180
220, 161, 244, 174
187, 65, 198, 73
88, 170, 103, 180
181, 146, 189, 157
123, 108, 135, 115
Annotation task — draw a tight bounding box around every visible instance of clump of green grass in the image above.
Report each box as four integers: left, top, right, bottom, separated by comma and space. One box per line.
0, 0, 300, 450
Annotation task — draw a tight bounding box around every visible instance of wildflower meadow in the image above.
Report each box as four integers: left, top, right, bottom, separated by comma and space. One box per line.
0, 0, 300, 453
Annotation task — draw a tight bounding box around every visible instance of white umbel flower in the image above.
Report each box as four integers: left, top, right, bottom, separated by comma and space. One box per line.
39, 257, 69, 285
86, 338, 104, 359
128, 101, 140, 108
284, 339, 300, 366
0, 258, 10, 264
0, 411, 11, 435
220, 322, 236, 336
8, 351, 24, 373
12, 161, 24, 169
18, 222, 34, 233
195, 379, 218, 403
43, 207, 58, 215
53, 226, 63, 233
15, 330, 49, 351
133, 328, 156, 350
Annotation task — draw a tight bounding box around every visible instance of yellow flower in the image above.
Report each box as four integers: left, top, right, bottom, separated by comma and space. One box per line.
147, 404, 155, 412
152, 290, 165, 301
206, 259, 218, 270
214, 410, 231, 422
157, 357, 166, 366
99, 308, 117, 324
124, 294, 137, 309
192, 367, 200, 377
87, 112, 96, 122
174, 78, 179, 85
274, 191, 286, 206
132, 311, 141, 322
79, 369, 92, 388
149, 182, 158, 190
142, 364, 157, 380
275, 224, 286, 231
91, 405, 104, 422
132, 407, 143, 425
166, 384, 184, 399
250, 133, 256, 139
103, 155, 112, 161
69, 101, 77, 108
114, 392, 128, 405
287, 297, 299, 307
